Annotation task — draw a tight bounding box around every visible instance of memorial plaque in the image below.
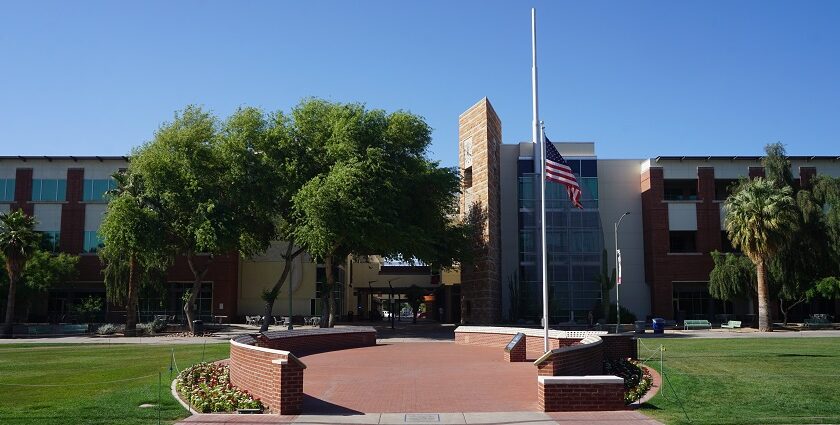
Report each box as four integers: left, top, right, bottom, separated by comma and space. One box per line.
505, 332, 525, 352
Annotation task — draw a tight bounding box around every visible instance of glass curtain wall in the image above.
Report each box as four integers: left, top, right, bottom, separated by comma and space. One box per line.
516, 157, 604, 324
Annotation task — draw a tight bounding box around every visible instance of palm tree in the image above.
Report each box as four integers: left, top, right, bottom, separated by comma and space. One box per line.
725, 178, 798, 331
1, 209, 41, 338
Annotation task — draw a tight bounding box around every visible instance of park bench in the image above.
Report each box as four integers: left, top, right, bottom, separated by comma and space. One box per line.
803, 314, 832, 329
683, 319, 712, 330
720, 320, 742, 329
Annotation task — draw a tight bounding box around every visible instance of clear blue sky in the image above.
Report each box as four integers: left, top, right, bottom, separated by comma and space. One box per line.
2, 1, 839, 167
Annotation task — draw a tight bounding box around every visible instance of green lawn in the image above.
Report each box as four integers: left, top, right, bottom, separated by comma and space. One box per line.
639, 337, 840, 425
0, 343, 229, 425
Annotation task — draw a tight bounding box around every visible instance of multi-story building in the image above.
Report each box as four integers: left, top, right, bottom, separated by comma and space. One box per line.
0, 157, 445, 325
457, 98, 840, 325
3, 100, 839, 327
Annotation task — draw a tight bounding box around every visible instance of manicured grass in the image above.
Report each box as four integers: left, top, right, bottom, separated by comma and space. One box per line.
638, 337, 840, 425
0, 342, 229, 425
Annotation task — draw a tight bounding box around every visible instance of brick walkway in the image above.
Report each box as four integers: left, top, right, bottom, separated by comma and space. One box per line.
301, 342, 535, 413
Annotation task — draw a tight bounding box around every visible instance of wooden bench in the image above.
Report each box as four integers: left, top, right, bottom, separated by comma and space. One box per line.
720, 320, 742, 329
683, 319, 711, 330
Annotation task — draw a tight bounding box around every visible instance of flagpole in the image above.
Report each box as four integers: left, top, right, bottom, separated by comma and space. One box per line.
540, 123, 549, 353
531, 8, 548, 354
531, 8, 540, 150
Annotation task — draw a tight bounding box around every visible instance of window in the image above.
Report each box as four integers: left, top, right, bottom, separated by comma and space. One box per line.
579, 160, 598, 177
669, 231, 697, 253
664, 179, 698, 201
31, 179, 67, 202
83, 179, 117, 202
715, 179, 738, 201
39, 231, 60, 253
83, 231, 104, 253
0, 179, 15, 201
310, 299, 322, 316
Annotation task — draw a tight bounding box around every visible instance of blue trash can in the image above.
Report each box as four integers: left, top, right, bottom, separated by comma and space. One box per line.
652, 318, 665, 334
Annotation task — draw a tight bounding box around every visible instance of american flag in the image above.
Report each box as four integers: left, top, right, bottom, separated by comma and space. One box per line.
544, 136, 583, 209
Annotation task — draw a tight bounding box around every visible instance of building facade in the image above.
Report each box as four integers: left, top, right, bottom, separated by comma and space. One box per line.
458, 98, 840, 324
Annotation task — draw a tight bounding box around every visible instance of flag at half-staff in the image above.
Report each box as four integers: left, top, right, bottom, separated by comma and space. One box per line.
544, 136, 583, 209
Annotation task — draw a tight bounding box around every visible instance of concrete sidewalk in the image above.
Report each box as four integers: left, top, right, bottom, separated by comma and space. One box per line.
178, 411, 663, 424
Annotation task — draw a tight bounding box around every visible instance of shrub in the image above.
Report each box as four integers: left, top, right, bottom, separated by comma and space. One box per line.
607, 303, 637, 323
176, 362, 262, 413
135, 322, 153, 335
95, 323, 123, 335
151, 317, 168, 333
604, 358, 653, 404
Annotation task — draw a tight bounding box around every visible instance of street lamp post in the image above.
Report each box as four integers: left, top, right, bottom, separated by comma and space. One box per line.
615, 212, 630, 334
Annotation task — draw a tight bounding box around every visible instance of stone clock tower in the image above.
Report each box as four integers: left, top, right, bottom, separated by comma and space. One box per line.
458, 98, 502, 324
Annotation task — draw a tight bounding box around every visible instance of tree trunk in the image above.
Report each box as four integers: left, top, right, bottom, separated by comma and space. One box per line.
184, 254, 209, 335
125, 254, 139, 337
779, 297, 805, 327
756, 259, 772, 332
2, 274, 19, 338
320, 255, 335, 328
259, 242, 297, 332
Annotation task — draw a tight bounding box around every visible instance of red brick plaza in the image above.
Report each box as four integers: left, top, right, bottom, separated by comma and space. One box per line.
178, 325, 661, 425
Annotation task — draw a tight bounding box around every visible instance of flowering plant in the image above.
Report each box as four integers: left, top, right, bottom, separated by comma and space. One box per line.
603, 358, 653, 404
176, 362, 262, 413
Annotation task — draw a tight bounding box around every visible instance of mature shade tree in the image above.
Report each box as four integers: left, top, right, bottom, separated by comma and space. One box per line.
291, 100, 468, 327
131, 106, 268, 333
215, 107, 314, 332
724, 178, 798, 331
1, 210, 42, 337
99, 171, 170, 336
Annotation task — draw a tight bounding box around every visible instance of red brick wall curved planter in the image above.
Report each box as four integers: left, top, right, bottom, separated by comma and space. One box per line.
228, 326, 376, 414
454, 326, 638, 412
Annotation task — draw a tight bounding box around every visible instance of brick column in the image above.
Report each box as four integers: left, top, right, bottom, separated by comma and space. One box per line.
275, 359, 305, 414
11, 168, 33, 215
458, 98, 502, 324
696, 167, 721, 254
641, 167, 671, 318
60, 169, 85, 254
503, 333, 526, 362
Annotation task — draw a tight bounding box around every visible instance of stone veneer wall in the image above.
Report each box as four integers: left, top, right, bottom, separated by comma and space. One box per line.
459, 98, 503, 324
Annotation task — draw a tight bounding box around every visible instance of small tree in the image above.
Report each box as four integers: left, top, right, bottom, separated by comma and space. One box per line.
0, 250, 78, 322
404, 285, 427, 324
593, 249, 616, 321
1, 210, 41, 337
99, 170, 170, 336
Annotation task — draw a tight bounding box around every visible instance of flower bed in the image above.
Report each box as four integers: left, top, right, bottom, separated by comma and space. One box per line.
603, 358, 653, 404
175, 362, 263, 413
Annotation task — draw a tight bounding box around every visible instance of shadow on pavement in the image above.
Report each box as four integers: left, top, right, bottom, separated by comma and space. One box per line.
301, 394, 364, 416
